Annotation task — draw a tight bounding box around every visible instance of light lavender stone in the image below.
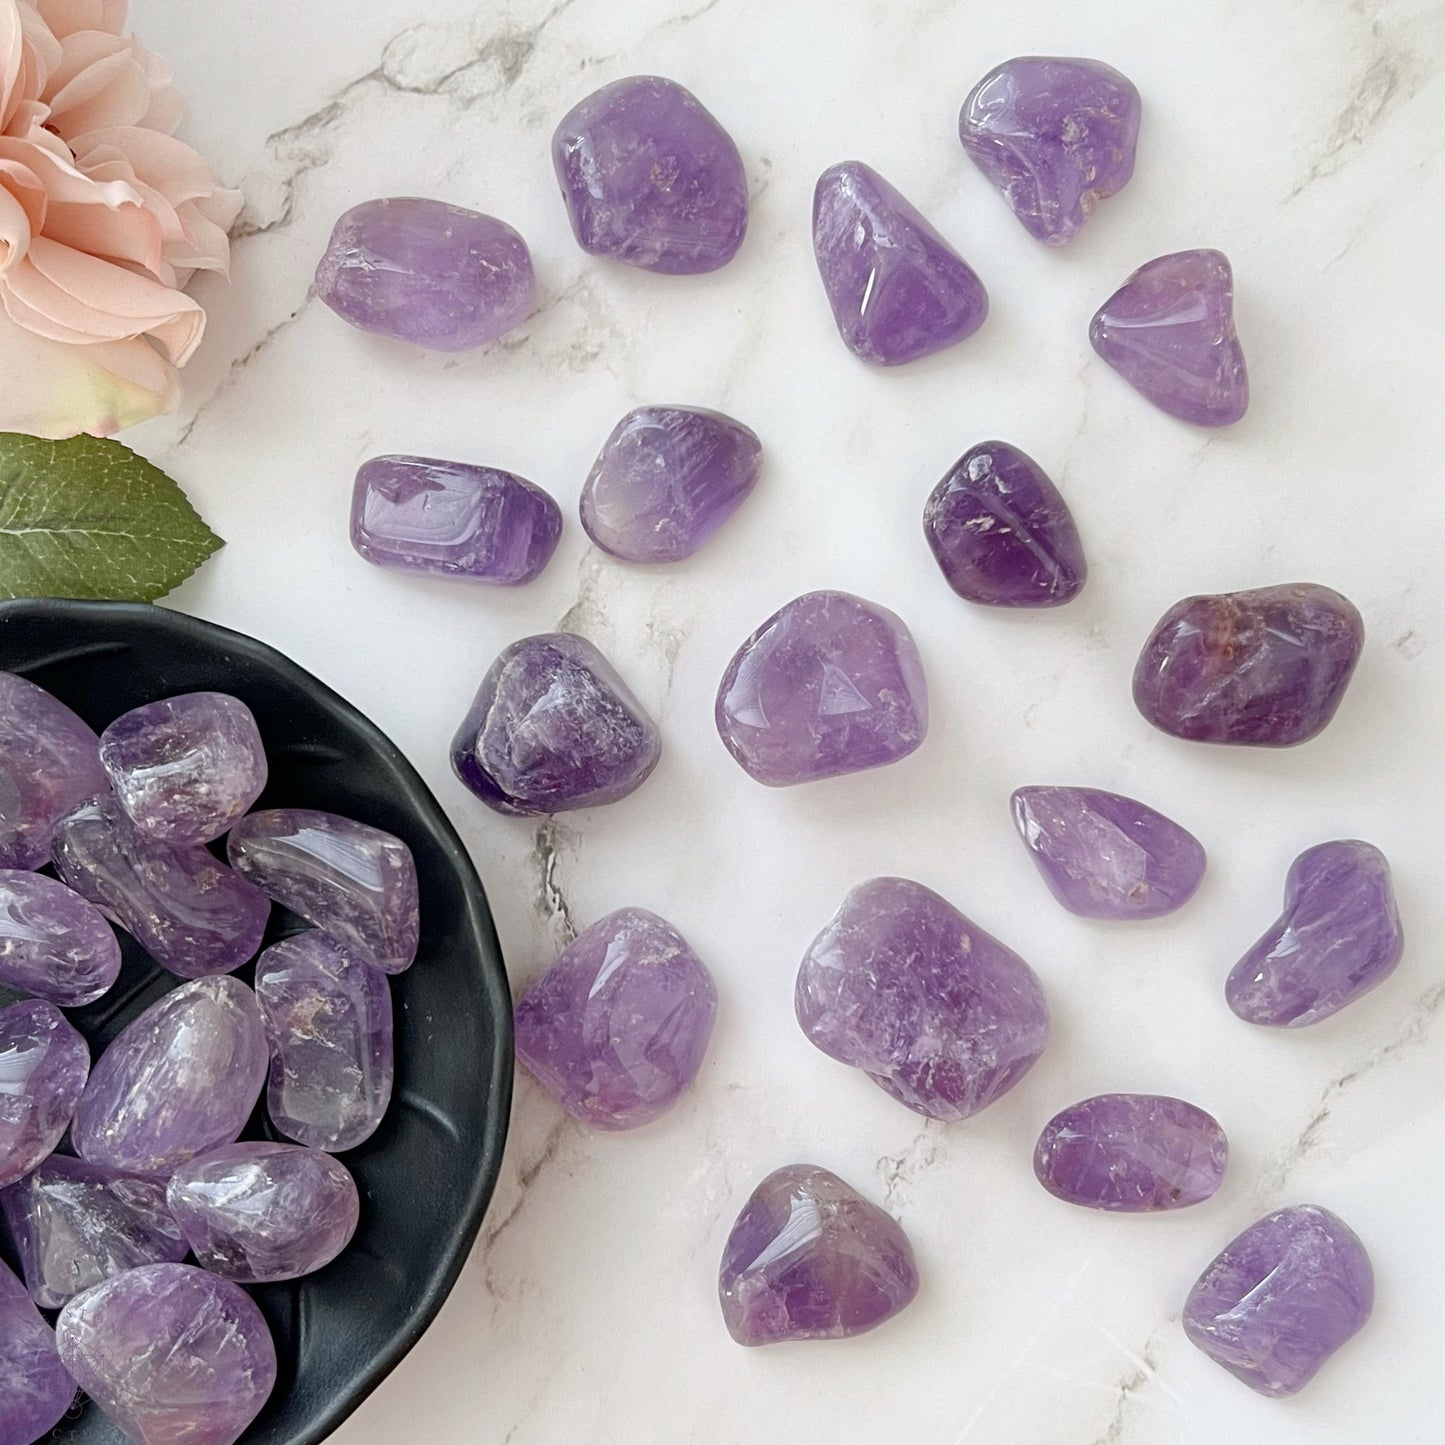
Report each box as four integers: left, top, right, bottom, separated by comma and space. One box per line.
0, 869, 121, 1007
0, 1258, 75, 1445
0, 999, 89, 1188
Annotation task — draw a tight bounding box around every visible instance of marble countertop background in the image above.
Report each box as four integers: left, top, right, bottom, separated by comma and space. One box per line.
127, 0, 1445, 1441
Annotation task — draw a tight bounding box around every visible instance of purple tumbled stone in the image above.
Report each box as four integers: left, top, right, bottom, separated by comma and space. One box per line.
959, 56, 1141, 245
315, 196, 534, 351
718, 1164, 919, 1346
922, 441, 1086, 607
0, 869, 121, 1006
0, 999, 88, 1188
72, 976, 267, 1177
0, 671, 108, 871
579, 406, 762, 564
715, 591, 928, 787
795, 877, 1050, 1121
1, 1156, 187, 1309
451, 633, 661, 816
254, 932, 394, 1153
813, 161, 988, 366
1183, 1205, 1373, 1396
1034, 1094, 1227, 1211
56, 1263, 277, 1445
552, 75, 748, 275
1226, 841, 1403, 1028
0, 1258, 75, 1445
1090, 249, 1249, 426
227, 809, 418, 974
1133, 583, 1364, 747
514, 907, 717, 1131
1010, 786, 1207, 920
351, 454, 562, 585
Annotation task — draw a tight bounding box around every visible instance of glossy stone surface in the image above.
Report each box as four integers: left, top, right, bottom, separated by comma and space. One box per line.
579, 406, 762, 564
1033, 1094, 1227, 1211
0, 670, 108, 871
1, 1155, 187, 1309
718, 1164, 918, 1346
315, 196, 534, 351
1090, 249, 1249, 425
552, 75, 748, 274
795, 877, 1050, 1121
72, 977, 267, 1177
715, 591, 928, 787
451, 633, 661, 816
1010, 786, 1207, 919
1227, 841, 1403, 1027
254, 932, 394, 1153
813, 160, 988, 366
56, 1263, 277, 1445
0, 869, 121, 1006
1183, 1205, 1373, 1397
168, 1142, 360, 1283
922, 441, 1086, 607
1133, 584, 1364, 747
515, 908, 717, 1131
351, 454, 562, 585
0, 1000, 88, 1188
227, 809, 418, 974
959, 56, 1141, 245
0, 1258, 74, 1445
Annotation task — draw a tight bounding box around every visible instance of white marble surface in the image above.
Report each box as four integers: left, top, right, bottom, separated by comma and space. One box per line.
127, 0, 1445, 1440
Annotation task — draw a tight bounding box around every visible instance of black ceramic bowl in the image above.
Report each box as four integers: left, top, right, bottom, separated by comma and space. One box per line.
0, 599, 512, 1445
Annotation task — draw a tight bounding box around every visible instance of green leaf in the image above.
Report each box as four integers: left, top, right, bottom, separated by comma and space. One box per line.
0, 433, 223, 602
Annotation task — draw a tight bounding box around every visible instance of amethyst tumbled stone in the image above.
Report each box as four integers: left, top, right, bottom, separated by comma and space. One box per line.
0, 869, 121, 1006
0, 999, 88, 1187
0, 1258, 75, 1445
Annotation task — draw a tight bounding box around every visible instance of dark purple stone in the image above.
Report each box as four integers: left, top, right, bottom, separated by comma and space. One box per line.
0, 869, 121, 1006
0, 1258, 75, 1445
0, 999, 88, 1188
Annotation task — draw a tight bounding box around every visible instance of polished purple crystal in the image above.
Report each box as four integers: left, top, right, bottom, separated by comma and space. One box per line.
56, 1263, 277, 1445
552, 75, 748, 274
351, 454, 562, 585
795, 877, 1050, 1120
315, 196, 534, 351
0, 1258, 74, 1445
0, 1000, 88, 1187
922, 441, 1086, 606
579, 406, 762, 564
1, 1155, 187, 1309
515, 907, 717, 1131
959, 56, 1141, 245
254, 931, 393, 1153
72, 976, 267, 1177
0, 671, 108, 871
227, 809, 418, 974
451, 633, 661, 816
715, 591, 928, 787
813, 160, 988, 366
1133, 584, 1364, 747
1226, 841, 1403, 1027
1010, 786, 1207, 920
1090, 249, 1248, 426
1183, 1205, 1373, 1396
0, 869, 120, 1006
718, 1164, 919, 1346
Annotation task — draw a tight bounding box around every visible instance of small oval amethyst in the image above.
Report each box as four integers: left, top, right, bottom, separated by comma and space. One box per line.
0, 869, 121, 1006
0, 1258, 76, 1445
0, 999, 89, 1188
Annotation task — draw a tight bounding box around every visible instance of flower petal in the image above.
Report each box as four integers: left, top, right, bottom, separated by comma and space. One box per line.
47, 36, 150, 138
0, 157, 47, 273
34, 0, 129, 42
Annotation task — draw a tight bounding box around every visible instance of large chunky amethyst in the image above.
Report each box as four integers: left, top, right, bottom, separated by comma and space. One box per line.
1010, 786, 1207, 919
922, 441, 1086, 606
56, 1263, 277, 1445
552, 75, 748, 274
227, 809, 418, 974
715, 591, 928, 787
1133, 584, 1364, 747
1090, 249, 1249, 425
1226, 841, 1403, 1027
515, 907, 717, 1131
0, 1258, 75, 1445
0, 671, 108, 871
72, 976, 267, 1177
718, 1164, 919, 1346
452, 633, 661, 815
351, 455, 562, 585
813, 161, 988, 366
959, 56, 1141, 245
0, 869, 121, 1006
315, 196, 534, 351
1183, 1205, 1373, 1396
795, 877, 1049, 1120
0, 999, 88, 1187
579, 406, 762, 563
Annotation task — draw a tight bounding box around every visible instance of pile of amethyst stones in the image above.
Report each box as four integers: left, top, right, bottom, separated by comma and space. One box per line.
0, 677, 418, 1445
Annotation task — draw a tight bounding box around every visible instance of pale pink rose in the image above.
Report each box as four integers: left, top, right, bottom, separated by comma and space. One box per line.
0, 0, 241, 438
